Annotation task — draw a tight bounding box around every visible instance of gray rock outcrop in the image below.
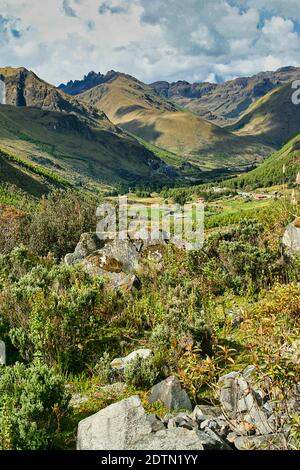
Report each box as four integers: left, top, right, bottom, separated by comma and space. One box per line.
77, 396, 204, 450
65, 232, 168, 290
149, 376, 193, 411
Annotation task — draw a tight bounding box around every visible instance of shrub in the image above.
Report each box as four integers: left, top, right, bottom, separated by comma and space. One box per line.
187, 219, 287, 295
94, 352, 114, 385
0, 360, 70, 450
124, 354, 163, 389
28, 189, 100, 259
0, 263, 125, 371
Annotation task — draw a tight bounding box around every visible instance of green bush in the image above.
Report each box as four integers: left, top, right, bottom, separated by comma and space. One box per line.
0, 263, 125, 371
0, 360, 70, 450
28, 189, 100, 259
187, 219, 286, 295
124, 355, 163, 389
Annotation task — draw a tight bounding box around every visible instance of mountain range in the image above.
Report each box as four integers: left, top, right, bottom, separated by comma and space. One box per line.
0, 65, 300, 195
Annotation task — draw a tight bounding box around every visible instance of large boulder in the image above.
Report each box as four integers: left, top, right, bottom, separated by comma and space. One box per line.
64, 230, 171, 290
77, 396, 204, 450
149, 376, 193, 411
282, 220, 300, 256
219, 369, 274, 435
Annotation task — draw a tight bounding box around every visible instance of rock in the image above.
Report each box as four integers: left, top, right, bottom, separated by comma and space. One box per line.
111, 349, 152, 373
96, 238, 140, 273
77, 396, 204, 450
219, 371, 274, 435
146, 414, 166, 432
83, 257, 140, 291
65, 233, 105, 265
242, 365, 256, 380
162, 413, 176, 425
196, 429, 232, 451
0, 340, 6, 365
200, 419, 218, 431
192, 405, 223, 422
174, 413, 194, 430
65, 232, 169, 290
149, 376, 193, 411
227, 432, 239, 443
290, 339, 300, 364
77, 396, 150, 450
282, 221, 300, 256
136, 428, 204, 450
233, 433, 286, 450
167, 418, 177, 429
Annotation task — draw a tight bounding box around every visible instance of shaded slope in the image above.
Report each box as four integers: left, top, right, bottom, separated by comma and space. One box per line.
228, 83, 300, 149
0, 149, 57, 197
0, 104, 180, 189
78, 74, 273, 169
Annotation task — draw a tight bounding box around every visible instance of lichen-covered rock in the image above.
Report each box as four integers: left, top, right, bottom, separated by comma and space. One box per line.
149, 376, 193, 411
192, 405, 223, 421
196, 428, 232, 450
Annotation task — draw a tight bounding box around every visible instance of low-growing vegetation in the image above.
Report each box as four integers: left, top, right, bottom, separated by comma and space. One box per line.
0, 188, 299, 450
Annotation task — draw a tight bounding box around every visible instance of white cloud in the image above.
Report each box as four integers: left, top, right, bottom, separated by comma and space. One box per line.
0, 0, 299, 85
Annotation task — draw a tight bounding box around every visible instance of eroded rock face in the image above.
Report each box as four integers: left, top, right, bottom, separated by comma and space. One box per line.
77, 396, 204, 450
149, 376, 193, 411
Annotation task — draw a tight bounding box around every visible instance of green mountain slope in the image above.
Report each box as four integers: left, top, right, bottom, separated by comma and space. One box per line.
0, 104, 181, 190
225, 133, 300, 189
0, 68, 193, 190
77, 73, 274, 170
228, 83, 300, 148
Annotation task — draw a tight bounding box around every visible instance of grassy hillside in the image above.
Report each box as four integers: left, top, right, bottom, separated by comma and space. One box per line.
224, 133, 300, 189
78, 74, 273, 169
0, 104, 183, 190
228, 82, 300, 148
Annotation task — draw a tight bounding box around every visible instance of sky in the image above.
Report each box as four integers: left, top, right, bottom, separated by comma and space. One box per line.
0, 0, 300, 86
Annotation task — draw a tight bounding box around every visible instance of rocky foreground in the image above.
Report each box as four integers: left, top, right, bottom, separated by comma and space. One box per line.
75, 351, 299, 451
